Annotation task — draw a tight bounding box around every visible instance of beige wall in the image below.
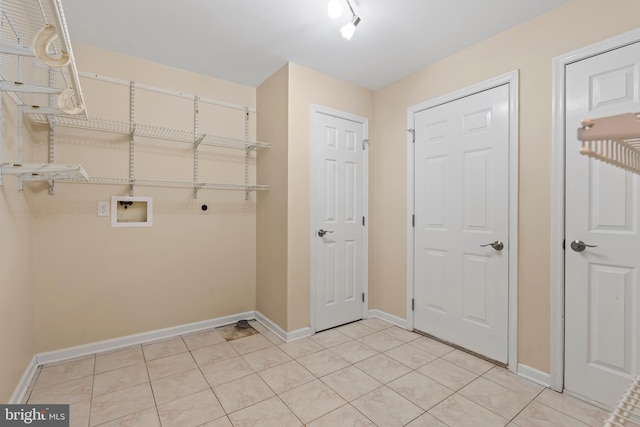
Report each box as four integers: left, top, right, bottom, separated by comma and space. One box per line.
31, 46, 259, 352
287, 64, 374, 330
256, 63, 374, 332
372, 0, 640, 372
0, 94, 35, 402
256, 64, 289, 328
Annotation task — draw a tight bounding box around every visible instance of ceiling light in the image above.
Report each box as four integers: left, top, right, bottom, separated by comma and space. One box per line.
338, 0, 361, 40
340, 15, 361, 40
327, 0, 342, 19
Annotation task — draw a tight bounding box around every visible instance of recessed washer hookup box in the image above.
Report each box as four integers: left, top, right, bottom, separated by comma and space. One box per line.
0, 405, 69, 427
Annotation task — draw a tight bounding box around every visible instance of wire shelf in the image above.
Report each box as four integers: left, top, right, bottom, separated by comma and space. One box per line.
0, 0, 86, 117
28, 113, 270, 151
605, 373, 640, 426
1, 161, 88, 181
577, 113, 640, 175
61, 176, 270, 192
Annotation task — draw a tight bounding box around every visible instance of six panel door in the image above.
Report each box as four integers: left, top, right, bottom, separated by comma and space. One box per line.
564, 41, 640, 407
314, 111, 366, 332
413, 84, 510, 363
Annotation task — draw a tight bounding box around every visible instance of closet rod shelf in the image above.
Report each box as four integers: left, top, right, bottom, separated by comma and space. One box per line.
28, 113, 270, 151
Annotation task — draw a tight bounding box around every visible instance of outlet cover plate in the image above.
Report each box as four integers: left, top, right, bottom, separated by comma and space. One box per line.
97, 200, 109, 217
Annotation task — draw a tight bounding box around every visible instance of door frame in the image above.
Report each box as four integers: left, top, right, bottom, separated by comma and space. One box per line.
406, 70, 520, 371
550, 28, 640, 393
310, 104, 369, 333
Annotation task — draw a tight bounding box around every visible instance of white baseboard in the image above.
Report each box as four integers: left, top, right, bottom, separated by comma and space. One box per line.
286, 327, 313, 342
368, 309, 408, 329
518, 363, 551, 388
254, 312, 312, 342
255, 311, 287, 342
9, 356, 38, 404
12, 310, 312, 403
36, 311, 256, 366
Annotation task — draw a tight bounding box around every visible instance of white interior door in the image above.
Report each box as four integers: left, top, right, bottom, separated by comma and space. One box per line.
413, 85, 510, 363
313, 109, 366, 332
564, 41, 640, 407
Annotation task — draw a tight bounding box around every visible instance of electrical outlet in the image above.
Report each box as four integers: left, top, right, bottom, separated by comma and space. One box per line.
97, 200, 109, 217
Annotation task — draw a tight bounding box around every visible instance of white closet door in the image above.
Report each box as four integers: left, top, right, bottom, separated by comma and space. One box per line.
564, 41, 640, 407
413, 84, 510, 363
313, 110, 366, 332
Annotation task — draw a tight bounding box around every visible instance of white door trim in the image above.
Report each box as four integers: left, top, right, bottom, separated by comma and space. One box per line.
406, 70, 519, 371
550, 28, 640, 392
310, 104, 369, 333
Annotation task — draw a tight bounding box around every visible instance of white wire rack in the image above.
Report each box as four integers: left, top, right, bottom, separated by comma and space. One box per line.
0, 161, 87, 181
0, 0, 86, 117
605, 374, 640, 427
62, 176, 270, 192
577, 113, 640, 175
29, 113, 270, 151
26, 111, 271, 195
577, 113, 640, 426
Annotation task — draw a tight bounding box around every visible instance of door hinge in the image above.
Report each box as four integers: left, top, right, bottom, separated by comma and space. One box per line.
362, 293, 365, 303
412, 214, 415, 227
562, 239, 565, 250
408, 128, 415, 143
362, 216, 365, 226
411, 298, 415, 311
362, 139, 369, 150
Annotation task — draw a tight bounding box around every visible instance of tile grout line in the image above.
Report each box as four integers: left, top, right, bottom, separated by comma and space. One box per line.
31, 320, 606, 427
146, 338, 170, 427
87, 354, 96, 427
183, 331, 242, 425
285, 335, 378, 426
505, 387, 547, 426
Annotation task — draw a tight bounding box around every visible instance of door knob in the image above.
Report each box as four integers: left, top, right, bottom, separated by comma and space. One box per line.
318, 229, 334, 237
480, 241, 504, 251
570, 240, 597, 252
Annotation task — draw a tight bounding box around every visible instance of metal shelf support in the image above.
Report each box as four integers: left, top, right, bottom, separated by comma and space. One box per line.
129, 82, 135, 196
48, 67, 55, 194
244, 107, 250, 200
193, 95, 200, 199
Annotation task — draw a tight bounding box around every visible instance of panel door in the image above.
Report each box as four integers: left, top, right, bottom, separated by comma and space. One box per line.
414, 84, 510, 363
564, 41, 640, 407
314, 111, 366, 332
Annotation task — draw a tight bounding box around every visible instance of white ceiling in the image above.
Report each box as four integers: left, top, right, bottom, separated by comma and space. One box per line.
61, 0, 568, 90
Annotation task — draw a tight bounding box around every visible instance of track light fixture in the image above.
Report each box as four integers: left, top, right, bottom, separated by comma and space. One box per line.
340, 14, 361, 40
339, 0, 361, 40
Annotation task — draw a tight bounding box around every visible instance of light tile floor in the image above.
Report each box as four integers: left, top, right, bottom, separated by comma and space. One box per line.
24, 318, 613, 426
